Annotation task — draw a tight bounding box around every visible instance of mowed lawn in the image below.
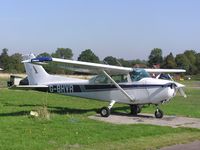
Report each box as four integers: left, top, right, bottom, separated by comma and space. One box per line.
0, 83, 200, 149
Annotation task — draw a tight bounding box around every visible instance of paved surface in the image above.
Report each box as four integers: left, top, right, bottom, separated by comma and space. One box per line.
89, 113, 200, 129
160, 141, 200, 150
90, 114, 200, 149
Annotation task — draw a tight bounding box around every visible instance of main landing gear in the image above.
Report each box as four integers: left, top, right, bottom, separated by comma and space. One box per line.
130, 104, 142, 115
100, 100, 116, 117
99, 101, 164, 119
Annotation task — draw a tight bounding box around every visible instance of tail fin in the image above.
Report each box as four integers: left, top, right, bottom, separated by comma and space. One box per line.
23, 54, 50, 85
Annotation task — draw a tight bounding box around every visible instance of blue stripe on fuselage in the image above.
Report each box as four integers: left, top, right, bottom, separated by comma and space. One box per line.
47, 83, 173, 93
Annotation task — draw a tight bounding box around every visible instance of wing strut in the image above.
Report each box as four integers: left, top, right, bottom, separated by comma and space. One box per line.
102, 70, 135, 102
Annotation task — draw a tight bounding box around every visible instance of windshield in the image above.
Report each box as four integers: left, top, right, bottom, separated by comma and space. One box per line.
130, 69, 150, 81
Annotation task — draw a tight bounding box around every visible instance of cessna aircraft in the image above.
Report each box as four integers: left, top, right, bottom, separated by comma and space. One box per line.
10, 54, 186, 118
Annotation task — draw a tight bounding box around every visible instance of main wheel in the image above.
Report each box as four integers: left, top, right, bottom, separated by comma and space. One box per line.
100, 107, 110, 117
155, 109, 163, 118
130, 105, 141, 115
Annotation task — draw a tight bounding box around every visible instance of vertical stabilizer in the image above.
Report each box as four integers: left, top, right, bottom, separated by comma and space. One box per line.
23, 54, 50, 85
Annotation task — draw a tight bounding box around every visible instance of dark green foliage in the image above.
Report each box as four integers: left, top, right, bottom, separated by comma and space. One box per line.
0, 49, 24, 73
184, 50, 196, 65
184, 50, 198, 74
103, 56, 119, 66
51, 48, 73, 59
195, 53, 200, 73
175, 54, 190, 71
162, 52, 177, 69
118, 58, 133, 67
148, 48, 163, 67
130, 59, 147, 67
78, 49, 100, 63
37, 52, 51, 57
0, 48, 200, 75
0, 48, 9, 70
9, 53, 25, 73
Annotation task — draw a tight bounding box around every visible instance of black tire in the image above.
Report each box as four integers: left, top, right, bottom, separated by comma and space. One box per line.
155, 109, 163, 118
100, 107, 110, 117
130, 105, 141, 115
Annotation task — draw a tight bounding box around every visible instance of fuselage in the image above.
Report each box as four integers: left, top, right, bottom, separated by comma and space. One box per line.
39, 77, 176, 105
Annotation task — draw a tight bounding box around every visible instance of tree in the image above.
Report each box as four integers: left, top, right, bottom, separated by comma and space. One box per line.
175, 54, 190, 72
183, 50, 198, 74
196, 53, 200, 73
9, 53, 24, 73
148, 48, 163, 67
184, 50, 196, 65
162, 52, 177, 69
52, 48, 73, 59
50, 48, 73, 74
0, 48, 9, 71
118, 58, 132, 67
78, 49, 100, 63
37, 52, 51, 57
103, 56, 119, 66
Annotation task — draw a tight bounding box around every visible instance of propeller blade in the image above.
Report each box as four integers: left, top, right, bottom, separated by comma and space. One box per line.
178, 88, 187, 98
173, 82, 187, 98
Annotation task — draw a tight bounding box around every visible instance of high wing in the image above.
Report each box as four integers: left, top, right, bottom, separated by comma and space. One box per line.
22, 56, 186, 74
144, 68, 186, 73
23, 57, 133, 75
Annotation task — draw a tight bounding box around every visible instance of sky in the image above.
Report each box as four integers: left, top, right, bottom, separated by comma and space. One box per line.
0, 0, 200, 60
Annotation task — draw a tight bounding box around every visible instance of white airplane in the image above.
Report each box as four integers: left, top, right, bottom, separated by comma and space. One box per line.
11, 54, 186, 118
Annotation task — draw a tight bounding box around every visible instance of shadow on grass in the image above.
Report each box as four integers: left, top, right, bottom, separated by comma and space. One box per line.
1, 102, 131, 117
0, 111, 29, 117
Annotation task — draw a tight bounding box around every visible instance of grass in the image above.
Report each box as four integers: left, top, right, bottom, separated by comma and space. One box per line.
0, 79, 200, 149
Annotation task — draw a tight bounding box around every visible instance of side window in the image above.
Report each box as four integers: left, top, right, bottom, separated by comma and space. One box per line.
111, 75, 127, 83
93, 74, 128, 84
94, 75, 109, 84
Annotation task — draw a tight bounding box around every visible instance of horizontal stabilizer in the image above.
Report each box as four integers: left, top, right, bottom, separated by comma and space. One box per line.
9, 85, 48, 90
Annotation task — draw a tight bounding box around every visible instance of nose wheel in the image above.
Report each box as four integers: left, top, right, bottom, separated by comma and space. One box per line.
155, 108, 163, 118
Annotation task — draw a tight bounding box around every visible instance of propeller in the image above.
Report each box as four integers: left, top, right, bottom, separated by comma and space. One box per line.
174, 82, 187, 98
166, 74, 187, 98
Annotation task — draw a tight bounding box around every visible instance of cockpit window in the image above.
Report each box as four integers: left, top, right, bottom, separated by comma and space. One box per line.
130, 69, 150, 81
